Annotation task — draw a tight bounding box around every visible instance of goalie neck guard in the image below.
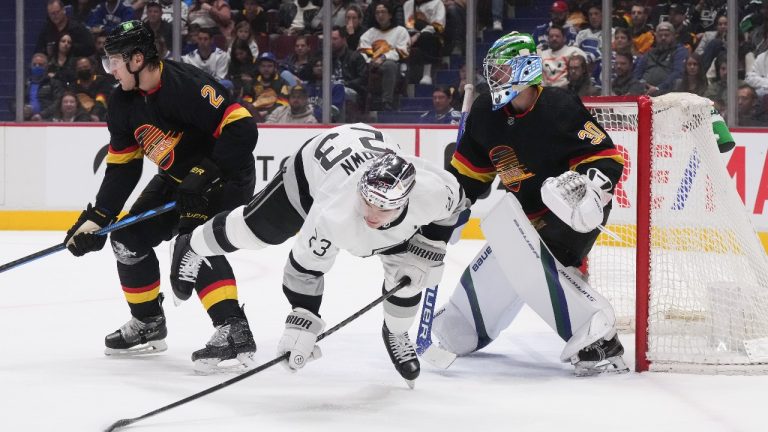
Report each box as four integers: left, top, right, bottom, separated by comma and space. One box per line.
359, 152, 416, 210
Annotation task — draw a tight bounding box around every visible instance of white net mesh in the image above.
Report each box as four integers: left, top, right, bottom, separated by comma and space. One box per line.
585, 93, 768, 374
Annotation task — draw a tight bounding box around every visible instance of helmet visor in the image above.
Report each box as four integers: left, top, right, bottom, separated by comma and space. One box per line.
101, 54, 128, 74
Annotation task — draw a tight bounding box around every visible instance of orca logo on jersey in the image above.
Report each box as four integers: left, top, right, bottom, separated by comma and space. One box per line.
489, 145, 535, 192
134, 124, 183, 170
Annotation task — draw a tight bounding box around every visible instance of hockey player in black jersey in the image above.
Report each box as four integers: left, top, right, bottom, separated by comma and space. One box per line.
431, 32, 630, 376
64, 21, 259, 374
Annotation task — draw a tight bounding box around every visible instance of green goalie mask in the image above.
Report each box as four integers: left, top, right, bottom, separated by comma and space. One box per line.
483, 32, 542, 110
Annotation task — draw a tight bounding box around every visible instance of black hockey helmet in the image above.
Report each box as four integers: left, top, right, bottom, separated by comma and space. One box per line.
105, 20, 158, 63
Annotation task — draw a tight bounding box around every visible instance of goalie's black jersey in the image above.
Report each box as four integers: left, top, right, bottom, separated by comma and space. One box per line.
449, 86, 625, 216
95, 60, 257, 216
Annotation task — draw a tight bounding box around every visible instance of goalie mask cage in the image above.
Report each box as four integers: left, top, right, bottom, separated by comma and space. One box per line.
582, 93, 768, 374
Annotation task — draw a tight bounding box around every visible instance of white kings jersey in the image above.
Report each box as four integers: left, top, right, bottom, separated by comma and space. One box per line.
281, 123, 467, 299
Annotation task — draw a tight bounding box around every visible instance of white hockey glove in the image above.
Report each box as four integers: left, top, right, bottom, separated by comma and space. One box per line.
277, 308, 326, 372
384, 233, 447, 294
541, 168, 613, 233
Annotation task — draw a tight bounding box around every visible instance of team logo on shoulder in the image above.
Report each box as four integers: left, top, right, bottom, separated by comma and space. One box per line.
577, 121, 607, 145
489, 145, 534, 192
134, 124, 183, 170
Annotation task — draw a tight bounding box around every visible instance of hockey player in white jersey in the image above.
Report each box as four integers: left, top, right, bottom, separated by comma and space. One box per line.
169, 123, 469, 385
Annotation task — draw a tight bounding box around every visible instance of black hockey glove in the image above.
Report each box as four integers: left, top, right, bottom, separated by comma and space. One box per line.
176, 158, 222, 234
64, 203, 115, 257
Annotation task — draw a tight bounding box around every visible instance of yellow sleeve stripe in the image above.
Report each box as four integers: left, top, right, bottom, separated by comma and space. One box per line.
450, 156, 497, 183
569, 153, 626, 171
106, 145, 143, 165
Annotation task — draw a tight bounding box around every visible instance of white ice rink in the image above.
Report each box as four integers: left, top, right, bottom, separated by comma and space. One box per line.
1, 231, 767, 432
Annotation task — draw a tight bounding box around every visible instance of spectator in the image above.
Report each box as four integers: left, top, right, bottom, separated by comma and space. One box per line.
358, 2, 410, 111
23, 53, 63, 120
183, 23, 201, 55
404, 0, 445, 86
265, 84, 318, 123
420, 86, 461, 124
343, 3, 366, 51
613, 27, 634, 57
705, 53, 728, 104
278, 0, 321, 35
311, 0, 351, 32
48, 33, 77, 85
690, 0, 727, 33
448, 63, 488, 111
182, 27, 230, 81
746, 49, 768, 98
280, 35, 314, 85
331, 26, 368, 119
696, 13, 727, 80
490, 0, 504, 31
612, 51, 645, 95
45, 90, 92, 122
667, 3, 697, 51
540, 25, 586, 88
230, 20, 260, 59
737, 84, 768, 126
629, 2, 654, 55
746, 1, 768, 57
575, 2, 611, 84
236, 0, 270, 36
69, 56, 112, 121
251, 52, 291, 122
228, 39, 258, 82
66, 0, 98, 24
674, 53, 709, 96
305, 57, 346, 122
443, 0, 466, 55
144, 1, 173, 46
364, 0, 405, 30
86, 0, 135, 35
567, 0, 590, 30
634, 21, 688, 96
188, 0, 233, 39
533, 1, 577, 51
35, 0, 96, 58
130, 0, 189, 33
155, 35, 172, 59
566, 54, 599, 96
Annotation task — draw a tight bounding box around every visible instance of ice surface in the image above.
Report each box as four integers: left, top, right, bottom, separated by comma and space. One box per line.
1, 232, 766, 431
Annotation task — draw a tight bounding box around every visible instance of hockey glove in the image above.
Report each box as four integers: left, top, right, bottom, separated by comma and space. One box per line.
177, 158, 222, 234
384, 233, 447, 295
541, 168, 613, 233
64, 203, 114, 257
277, 308, 325, 372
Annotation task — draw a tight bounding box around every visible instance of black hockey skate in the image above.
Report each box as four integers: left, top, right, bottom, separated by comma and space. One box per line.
104, 294, 168, 356
192, 316, 257, 375
571, 333, 630, 377
382, 321, 420, 388
169, 233, 210, 305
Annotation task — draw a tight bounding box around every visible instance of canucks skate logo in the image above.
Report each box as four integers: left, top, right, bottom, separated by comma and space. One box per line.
134, 124, 183, 170
489, 145, 534, 192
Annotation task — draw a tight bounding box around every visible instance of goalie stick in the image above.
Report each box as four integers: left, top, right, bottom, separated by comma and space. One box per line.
0, 201, 177, 274
414, 84, 474, 369
104, 276, 412, 432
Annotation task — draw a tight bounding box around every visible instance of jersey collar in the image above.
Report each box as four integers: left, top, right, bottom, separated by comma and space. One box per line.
139, 61, 164, 96
502, 85, 543, 119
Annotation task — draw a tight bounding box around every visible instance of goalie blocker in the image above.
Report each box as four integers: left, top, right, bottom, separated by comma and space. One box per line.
433, 194, 628, 376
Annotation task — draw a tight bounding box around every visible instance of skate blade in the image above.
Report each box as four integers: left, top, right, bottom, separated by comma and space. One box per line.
574, 356, 630, 377
193, 352, 257, 375
420, 344, 457, 369
405, 379, 415, 389
104, 340, 167, 356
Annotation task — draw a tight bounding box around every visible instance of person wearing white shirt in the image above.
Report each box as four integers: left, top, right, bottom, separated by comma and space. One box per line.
181, 27, 229, 81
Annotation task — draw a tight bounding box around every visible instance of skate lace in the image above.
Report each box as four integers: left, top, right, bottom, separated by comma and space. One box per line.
388, 332, 417, 363
207, 323, 232, 347
178, 250, 210, 283
119, 317, 150, 339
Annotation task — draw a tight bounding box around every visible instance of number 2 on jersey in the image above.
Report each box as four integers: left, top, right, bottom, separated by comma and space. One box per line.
201, 85, 224, 108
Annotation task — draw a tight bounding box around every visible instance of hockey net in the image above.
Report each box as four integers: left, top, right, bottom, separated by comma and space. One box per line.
583, 93, 768, 374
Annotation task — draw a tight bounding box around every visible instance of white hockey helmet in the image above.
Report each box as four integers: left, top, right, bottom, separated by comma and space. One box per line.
359, 152, 416, 210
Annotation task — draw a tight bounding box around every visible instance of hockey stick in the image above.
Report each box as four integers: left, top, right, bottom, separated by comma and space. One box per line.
104, 276, 412, 432
414, 84, 474, 369
0, 201, 177, 274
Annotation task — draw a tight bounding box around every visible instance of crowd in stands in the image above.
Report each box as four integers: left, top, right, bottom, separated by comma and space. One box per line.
17, 0, 768, 126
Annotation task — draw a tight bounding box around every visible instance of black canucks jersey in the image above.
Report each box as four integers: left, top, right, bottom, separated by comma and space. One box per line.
95, 60, 258, 215
449, 86, 624, 217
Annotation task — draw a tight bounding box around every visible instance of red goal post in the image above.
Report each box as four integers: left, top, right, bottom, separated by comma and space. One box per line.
582, 94, 768, 374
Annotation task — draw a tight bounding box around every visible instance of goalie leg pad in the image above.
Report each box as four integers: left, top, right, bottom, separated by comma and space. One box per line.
481, 194, 618, 355
432, 242, 524, 355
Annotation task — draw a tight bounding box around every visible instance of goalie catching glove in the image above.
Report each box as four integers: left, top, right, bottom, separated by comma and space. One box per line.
277, 308, 326, 372
541, 168, 613, 233
64, 203, 115, 256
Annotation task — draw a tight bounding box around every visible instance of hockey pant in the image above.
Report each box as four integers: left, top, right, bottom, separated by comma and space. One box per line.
432, 194, 617, 362
111, 169, 254, 326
